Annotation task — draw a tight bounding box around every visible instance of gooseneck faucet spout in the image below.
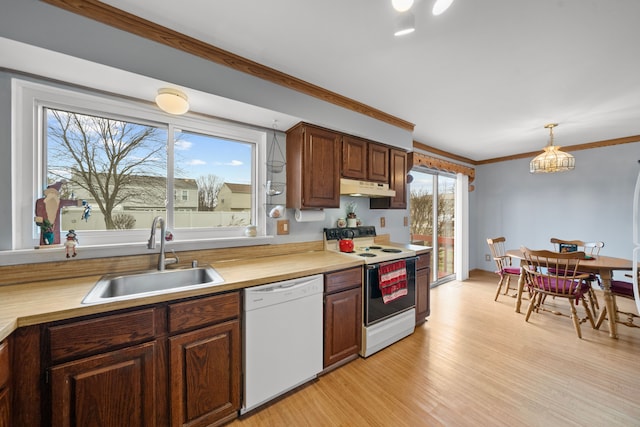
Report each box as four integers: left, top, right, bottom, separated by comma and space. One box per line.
148, 216, 178, 270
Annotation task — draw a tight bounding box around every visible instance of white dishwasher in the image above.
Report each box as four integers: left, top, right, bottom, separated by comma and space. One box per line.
242, 274, 324, 414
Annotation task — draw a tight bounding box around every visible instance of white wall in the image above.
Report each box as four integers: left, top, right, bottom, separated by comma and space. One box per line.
472, 142, 640, 271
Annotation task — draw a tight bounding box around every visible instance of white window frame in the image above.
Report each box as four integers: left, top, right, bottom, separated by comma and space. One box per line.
12, 79, 268, 253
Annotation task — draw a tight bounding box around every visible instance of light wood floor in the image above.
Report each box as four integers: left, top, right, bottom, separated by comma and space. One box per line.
230, 270, 640, 427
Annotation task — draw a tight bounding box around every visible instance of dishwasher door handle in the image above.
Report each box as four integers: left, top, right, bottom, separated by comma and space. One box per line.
248, 278, 318, 294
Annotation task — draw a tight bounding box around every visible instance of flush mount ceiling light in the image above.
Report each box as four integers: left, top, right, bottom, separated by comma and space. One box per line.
392, 0, 414, 12
394, 12, 416, 36
529, 123, 575, 174
155, 88, 189, 115
432, 0, 454, 15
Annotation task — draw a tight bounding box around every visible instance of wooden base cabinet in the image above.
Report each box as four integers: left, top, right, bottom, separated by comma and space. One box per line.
168, 292, 241, 427
9, 291, 241, 427
169, 320, 240, 427
50, 342, 157, 427
0, 339, 10, 427
323, 267, 362, 370
416, 252, 431, 325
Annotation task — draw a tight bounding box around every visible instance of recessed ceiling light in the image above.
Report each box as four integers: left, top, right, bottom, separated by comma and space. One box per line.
392, 0, 414, 12
432, 0, 454, 16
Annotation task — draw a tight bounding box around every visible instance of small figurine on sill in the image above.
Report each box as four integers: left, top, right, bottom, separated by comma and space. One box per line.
81, 200, 92, 222
64, 229, 78, 258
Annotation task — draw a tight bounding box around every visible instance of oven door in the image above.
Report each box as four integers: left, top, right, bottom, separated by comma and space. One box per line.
364, 257, 417, 326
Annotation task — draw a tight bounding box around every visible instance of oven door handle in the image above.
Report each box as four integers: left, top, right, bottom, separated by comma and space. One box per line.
365, 255, 418, 270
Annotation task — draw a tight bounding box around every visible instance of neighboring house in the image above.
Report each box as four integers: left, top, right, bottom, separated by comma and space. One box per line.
69, 174, 199, 212
216, 183, 251, 212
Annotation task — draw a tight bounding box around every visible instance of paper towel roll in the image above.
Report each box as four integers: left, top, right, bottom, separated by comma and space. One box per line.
294, 209, 325, 222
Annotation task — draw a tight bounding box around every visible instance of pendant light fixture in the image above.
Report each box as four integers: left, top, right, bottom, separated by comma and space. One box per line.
155, 88, 190, 115
529, 123, 575, 174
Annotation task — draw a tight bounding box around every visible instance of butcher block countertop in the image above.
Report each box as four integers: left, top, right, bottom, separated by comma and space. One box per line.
0, 242, 431, 342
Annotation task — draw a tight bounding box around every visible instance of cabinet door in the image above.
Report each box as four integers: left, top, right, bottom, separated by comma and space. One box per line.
389, 149, 407, 208
50, 341, 157, 427
342, 136, 367, 180
0, 339, 9, 427
370, 148, 407, 209
169, 320, 240, 427
416, 267, 430, 325
302, 125, 341, 208
368, 143, 389, 183
0, 387, 9, 427
324, 287, 362, 368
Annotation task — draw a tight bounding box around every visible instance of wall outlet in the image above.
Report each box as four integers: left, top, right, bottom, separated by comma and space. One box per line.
277, 219, 289, 235
403, 216, 408, 227
380, 217, 386, 228
485, 254, 491, 261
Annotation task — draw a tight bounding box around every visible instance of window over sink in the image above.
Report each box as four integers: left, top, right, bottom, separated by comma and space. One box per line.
11, 79, 267, 251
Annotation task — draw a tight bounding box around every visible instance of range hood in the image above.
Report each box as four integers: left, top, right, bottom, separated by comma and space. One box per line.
340, 178, 396, 198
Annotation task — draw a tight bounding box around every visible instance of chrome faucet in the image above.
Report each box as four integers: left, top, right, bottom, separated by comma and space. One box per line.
148, 216, 179, 270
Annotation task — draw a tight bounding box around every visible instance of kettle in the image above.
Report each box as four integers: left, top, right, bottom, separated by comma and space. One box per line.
339, 229, 355, 253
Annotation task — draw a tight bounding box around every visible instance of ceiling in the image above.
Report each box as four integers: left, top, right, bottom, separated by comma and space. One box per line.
98, 0, 640, 162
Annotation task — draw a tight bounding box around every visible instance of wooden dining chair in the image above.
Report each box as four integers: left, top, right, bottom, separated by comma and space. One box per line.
595, 273, 640, 330
550, 238, 604, 314
520, 246, 596, 339
486, 237, 522, 301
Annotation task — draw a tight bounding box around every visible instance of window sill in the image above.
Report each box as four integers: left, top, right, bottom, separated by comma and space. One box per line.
0, 236, 274, 266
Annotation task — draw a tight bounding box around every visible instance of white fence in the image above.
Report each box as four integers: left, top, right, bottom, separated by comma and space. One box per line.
61, 207, 250, 231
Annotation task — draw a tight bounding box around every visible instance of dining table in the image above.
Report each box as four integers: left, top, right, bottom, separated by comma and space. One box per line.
506, 248, 635, 339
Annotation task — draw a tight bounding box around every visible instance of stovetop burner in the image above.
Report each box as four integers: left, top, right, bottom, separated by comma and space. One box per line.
369, 246, 382, 249
381, 248, 402, 253
359, 253, 377, 257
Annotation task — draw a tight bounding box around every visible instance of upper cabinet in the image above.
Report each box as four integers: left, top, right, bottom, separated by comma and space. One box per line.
287, 121, 407, 210
370, 148, 408, 210
342, 137, 389, 183
341, 136, 366, 180
287, 123, 342, 209
367, 143, 390, 183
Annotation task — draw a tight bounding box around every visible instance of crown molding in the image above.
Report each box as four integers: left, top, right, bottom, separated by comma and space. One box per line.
41, 0, 415, 132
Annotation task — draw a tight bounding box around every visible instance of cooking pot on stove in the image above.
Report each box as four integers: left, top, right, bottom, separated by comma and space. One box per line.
339, 229, 355, 253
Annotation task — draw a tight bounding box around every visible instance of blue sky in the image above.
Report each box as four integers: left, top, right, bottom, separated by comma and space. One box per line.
175, 131, 252, 184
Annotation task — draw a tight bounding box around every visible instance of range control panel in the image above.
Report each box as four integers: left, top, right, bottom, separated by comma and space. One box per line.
324, 226, 377, 241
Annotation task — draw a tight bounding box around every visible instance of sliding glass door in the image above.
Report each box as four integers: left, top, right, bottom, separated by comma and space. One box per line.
409, 169, 456, 284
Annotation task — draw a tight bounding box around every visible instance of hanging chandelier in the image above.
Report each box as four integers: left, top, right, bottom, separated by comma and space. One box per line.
529, 123, 575, 174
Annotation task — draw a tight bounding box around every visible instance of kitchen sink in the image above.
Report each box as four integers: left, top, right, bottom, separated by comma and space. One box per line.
82, 266, 225, 304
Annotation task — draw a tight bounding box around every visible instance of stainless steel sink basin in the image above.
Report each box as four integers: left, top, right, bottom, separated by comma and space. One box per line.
82, 266, 225, 304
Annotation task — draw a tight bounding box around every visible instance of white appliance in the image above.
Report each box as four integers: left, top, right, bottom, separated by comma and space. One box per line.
242, 274, 323, 414
632, 161, 640, 314
323, 226, 416, 264
324, 226, 417, 357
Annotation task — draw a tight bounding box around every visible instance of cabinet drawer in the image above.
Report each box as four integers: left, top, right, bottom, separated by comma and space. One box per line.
48, 307, 159, 363
325, 267, 362, 294
168, 292, 240, 334
416, 253, 431, 270
0, 339, 8, 388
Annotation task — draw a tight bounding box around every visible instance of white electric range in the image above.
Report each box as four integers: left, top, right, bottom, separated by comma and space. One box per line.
324, 226, 417, 357
323, 226, 416, 263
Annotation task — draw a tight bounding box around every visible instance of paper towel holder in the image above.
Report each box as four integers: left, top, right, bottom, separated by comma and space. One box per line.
294, 208, 325, 222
